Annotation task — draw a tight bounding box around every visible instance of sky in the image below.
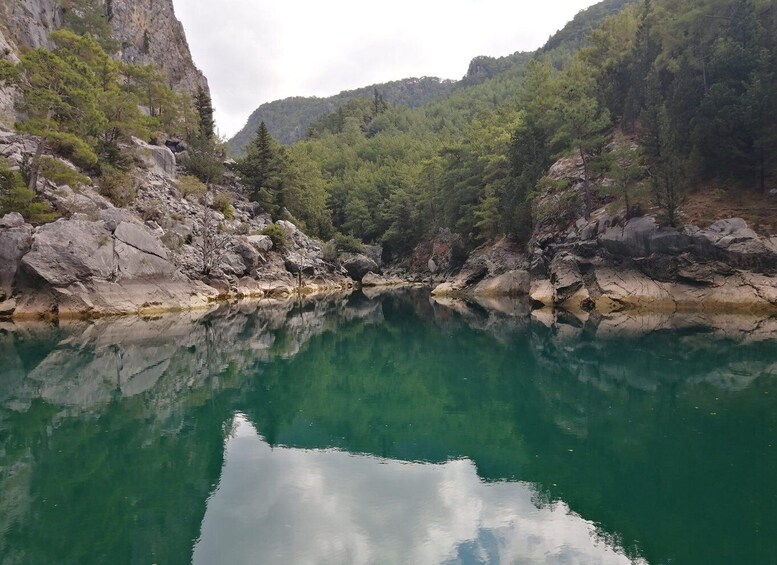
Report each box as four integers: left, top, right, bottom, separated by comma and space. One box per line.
172, 0, 601, 138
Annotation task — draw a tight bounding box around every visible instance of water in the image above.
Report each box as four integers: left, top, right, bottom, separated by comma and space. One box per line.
1, 290, 776, 565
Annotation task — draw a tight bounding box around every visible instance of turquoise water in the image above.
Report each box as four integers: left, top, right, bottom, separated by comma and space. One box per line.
1, 290, 776, 564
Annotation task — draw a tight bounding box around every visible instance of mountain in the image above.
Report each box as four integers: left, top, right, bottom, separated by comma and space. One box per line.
0, 0, 208, 127
227, 77, 456, 154
228, 0, 640, 154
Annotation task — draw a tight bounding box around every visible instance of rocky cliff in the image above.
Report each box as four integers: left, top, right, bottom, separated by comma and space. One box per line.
0, 129, 361, 320
422, 154, 777, 315
0, 0, 208, 127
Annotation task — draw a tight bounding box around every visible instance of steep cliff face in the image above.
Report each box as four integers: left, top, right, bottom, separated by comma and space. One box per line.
107, 0, 208, 95
0, 0, 207, 126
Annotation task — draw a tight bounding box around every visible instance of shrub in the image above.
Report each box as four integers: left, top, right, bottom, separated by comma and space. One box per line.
98, 166, 136, 207
137, 198, 165, 224
260, 224, 291, 251
183, 137, 224, 184
322, 240, 338, 263
45, 131, 99, 170
212, 193, 235, 220
0, 163, 58, 224
333, 232, 365, 254
176, 174, 207, 199
38, 156, 90, 189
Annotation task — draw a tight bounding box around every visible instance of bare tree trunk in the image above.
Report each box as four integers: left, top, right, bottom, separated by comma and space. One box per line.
579, 147, 592, 219
27, 140, 44, 193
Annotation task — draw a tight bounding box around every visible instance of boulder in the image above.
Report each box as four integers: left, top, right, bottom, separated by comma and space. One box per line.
530, 279, 554, 308
341, 253, 379, 281
232, 239, 260, 271
431, 282, 461, 297
549, 254, 584, 303
363, 245, 383, 268
219, 252, 248, 277
361, 272, 405, 287
599, 216, 658, 257
471, 270, 531, 297
20, 220, 116, 286
246, 234, 273, 253
130, 137, 176, 177
284, 250, 317, 275
0, 212, 24, 228
0, 223, 33, 299
114, 222, 169, 260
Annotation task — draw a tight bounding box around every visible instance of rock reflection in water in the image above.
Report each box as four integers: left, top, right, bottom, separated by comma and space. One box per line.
0, 289, 776, 564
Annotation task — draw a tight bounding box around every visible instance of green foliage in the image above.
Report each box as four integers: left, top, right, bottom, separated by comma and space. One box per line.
212, 193, 235, 220
37, 156, 90, 189
221, 0, 777, 254
6, 30, 192, 174
62, 0, 119, 51
333, 233, 365, 254
194, 86, 215, 140
182, 136, 225, 185
176, 174, 207, 199
0, 161, 58, 224
260, 224, 291, 251
98, 166, 136, 207
228, 77, 456, 152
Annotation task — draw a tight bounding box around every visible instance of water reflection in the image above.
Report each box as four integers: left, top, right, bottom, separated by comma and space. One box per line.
195, 414, 640, 565
0, 290, 776, 564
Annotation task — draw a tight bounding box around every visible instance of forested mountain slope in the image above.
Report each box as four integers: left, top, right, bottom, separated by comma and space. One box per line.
230, 0, 776, 265
227, 77, 456, 153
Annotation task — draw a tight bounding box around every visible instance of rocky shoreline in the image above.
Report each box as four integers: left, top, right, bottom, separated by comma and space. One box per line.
3, 128, 777, 321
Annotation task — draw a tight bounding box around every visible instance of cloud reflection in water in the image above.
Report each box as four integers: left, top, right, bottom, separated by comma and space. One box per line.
194, 414, 644, 565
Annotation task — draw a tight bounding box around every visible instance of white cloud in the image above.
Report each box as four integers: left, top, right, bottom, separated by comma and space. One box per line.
192, 414, 645, 564
172, 0, 602, 137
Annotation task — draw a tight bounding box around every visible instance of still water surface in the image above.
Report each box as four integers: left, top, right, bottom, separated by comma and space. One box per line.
1, 290, 776, 564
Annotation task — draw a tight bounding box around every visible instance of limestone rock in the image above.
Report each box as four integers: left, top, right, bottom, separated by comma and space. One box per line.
130, 137, 176, 177
0, 212, 25, 229
0, 223, 33, 299
549, 254, 584, 303
114, 222, 169, 260
341, 253, 380, 281
361, 272, 405, 287
471, 270, 531, 297
247, 234, 273, 253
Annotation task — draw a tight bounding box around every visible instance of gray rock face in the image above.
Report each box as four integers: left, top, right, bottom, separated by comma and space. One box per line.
246, 235, 273, 253
549, 254, 584, 303
0, 213, 25, 229
130, 138, 177, 177
341, 253, 380, 281
21, 220, 116, 286
19, 218, 179, 291
472, 270, 531, 297
599, 216, 777, 273
115, 222, 169, 260
109, 0, 209, 95
0, 223, 33, 299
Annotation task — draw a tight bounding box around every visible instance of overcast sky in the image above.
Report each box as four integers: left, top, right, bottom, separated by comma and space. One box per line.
172, 0, 601, 138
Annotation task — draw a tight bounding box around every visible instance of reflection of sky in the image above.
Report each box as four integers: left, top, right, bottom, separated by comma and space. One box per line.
193, 415, 645, 565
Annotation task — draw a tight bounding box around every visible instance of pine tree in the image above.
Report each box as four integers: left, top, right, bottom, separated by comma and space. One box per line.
194, 86, 215, 140
238, 122, 285, 214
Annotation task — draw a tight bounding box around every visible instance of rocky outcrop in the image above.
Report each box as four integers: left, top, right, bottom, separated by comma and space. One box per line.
341, 253, 380, 282
0, 0, 208, 127
107, 0, 208, 95
0, 130, 358, 319
0, 214, 32, 300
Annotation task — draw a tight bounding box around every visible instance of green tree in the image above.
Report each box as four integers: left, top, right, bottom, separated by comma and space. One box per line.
0, 162, 58, 224
551, 59, 611, 218
194, 86, 215, 140
237, 122, 286, 215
